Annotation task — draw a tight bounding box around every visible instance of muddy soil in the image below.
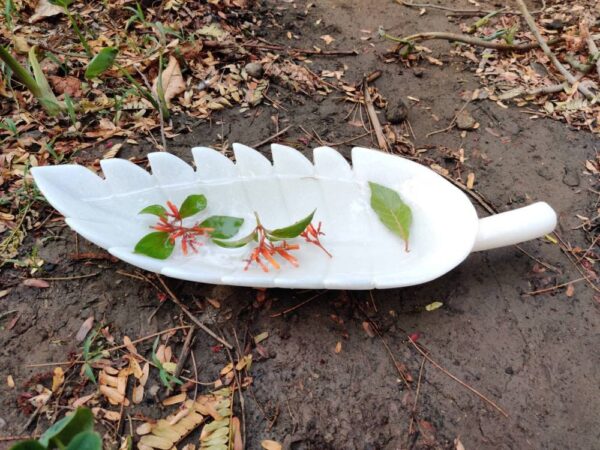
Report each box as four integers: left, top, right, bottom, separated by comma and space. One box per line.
1, 1, 599, 449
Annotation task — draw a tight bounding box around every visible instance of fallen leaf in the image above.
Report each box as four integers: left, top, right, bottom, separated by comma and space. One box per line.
51, 367, 64, 392
455, 437, 466, 450
466, 172, 475, 189
425, 301, 443, 311
335, 341, 342, 353
22, 278, 50, 288
48, 75, 83, 97
320, 35, 335, 45
254, 331, 269, 344
30, 0, 64, 23
76, 316, 94, 342
152, 56, 186, 105
7, 375, 15, 388
262, 440, 283, 450
565, 283, 575, 297
362, 321, 376, 338
163, 392, 187, 406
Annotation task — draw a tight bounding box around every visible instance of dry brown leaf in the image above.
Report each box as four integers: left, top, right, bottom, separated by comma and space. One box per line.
99, 370, 119, 388
466, 172, 475, 190
455, 437, 466, 450
152, 56, 186, 105
123, 336, 139, 355
232, 416, 243, 450
565, 283, 575, 297
261, 440, 283, 450
51, 367, 64, 392
48, 75, 83, 98
30, 0, 64, 23
72, 393, 96, 408
7, 375, 15, 388
132, 383, 144, 404
75, 316, 94, 342
162, 392, 187, 406
99, 385, 129, 406
136, 422, 154, 435
362, 321, 375, 338
320, 34, 335, 45
335, 341, 342, 354
22, 278, 50, 288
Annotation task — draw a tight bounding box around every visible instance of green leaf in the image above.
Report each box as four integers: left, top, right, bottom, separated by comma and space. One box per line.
9, 441, 45, 450
48, 0, 73, 7
200, 216, 244, 239
28, 47, 62, 115
65, 432, 102, 450
213, 231, 257, 248
139, 204, 167, 218
178, 194, 207, 219
369, 182, 412, 251
83, 363, 96, 384
134, 232, 174, 259
39, 408, 94, 448
85, 47, 118, 79
268, 210, 315, 240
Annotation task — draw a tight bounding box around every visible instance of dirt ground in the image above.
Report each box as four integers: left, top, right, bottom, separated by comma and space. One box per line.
1, 0, 600, 449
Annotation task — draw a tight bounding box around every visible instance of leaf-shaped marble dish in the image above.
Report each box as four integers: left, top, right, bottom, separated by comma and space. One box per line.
31, 145, 557, 289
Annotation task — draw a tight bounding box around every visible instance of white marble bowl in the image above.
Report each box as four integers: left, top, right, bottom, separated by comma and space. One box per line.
31, 145, 557, 289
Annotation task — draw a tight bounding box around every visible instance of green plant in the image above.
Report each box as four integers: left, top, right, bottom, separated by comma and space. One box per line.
0, 117, 18, 138
81, 330, 105, 384
10, 407, 101, 450
0, 46, 63, 115
4, 0, 16, 30
151, 337, 183, 389
135, 194, 244, 259
48, 0, 93, 57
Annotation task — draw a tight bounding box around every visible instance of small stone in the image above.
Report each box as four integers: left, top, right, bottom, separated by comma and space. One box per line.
385, 99, 409, 124
413, 68, 424, 78
562, 167, 580, 187
456, 110, 477, 130
244, 62, 264, 78
505, 367, 514, 375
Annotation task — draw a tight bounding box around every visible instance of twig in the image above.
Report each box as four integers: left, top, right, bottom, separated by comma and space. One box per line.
370, 321, 411, 389
269, 291, 327, 317
36, 272, 101, 281
245, 41, 358, 57
363, 78, 389, 151
157, 276, 233, 349
384, 31, 563, 52
524, 277, 586, 296
406, 356, 426, 445
515, 0, 596, 102
400, 0, 547, 15
0, 435, 41, 442
582, 17, 600, 79
552, 232, 600, 293
251, 125, 292, 148
166, 327, 196, 396
407, 337, 509, 417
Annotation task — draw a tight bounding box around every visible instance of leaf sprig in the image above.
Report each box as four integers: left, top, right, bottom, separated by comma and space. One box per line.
134, 194, 244, 260
214, 210, 331, 272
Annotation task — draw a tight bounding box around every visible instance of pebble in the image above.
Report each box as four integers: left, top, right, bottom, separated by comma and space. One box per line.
562, 167, 580, 187
456, 110, 477, 130
385, 98, 409, 124
244, 62, 264, 78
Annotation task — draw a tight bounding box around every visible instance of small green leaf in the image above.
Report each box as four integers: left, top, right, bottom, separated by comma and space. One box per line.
213, 231, 257, 248
84, 47, 118, 79
48, 0, 73, 7
134, 232, 174, 259
369, 182, 412, 251
65, 432, 102, 450
179, 194, 207, 219
268, 210, 315, 240
83, 363, 96, 384
9, 440, 45, 450
425, 301, 443, 312
39, 408, 94, 447
139, 204, 167, 218
200, 216, 244, 239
